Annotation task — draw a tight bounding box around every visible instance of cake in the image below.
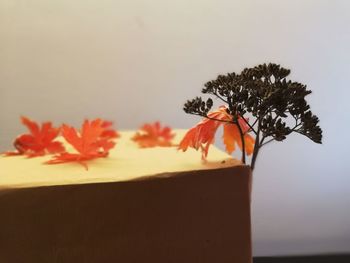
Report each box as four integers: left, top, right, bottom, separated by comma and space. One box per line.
0, 130, 252, 263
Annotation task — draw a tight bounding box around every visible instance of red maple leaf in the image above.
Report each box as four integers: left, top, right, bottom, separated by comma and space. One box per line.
45, 119, 119, 169
178, 106, 255, 160
132, 121, 175, 148
3, 116, 65, 157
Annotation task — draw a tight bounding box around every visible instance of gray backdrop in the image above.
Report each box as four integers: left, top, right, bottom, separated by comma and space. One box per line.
1, 0, 349, 256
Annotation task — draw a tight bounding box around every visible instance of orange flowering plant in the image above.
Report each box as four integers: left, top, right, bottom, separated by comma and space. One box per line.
180, 63, 322, 170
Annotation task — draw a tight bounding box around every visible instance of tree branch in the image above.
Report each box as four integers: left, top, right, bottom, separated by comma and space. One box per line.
260, 137, 275, 147
291, 122, 302, 132
250, 118, 259, 128
213, 90, 228, 104
240, 116, 258, 135
235, 121, 246, 164
250, 118, 261, 170
187, 113, 234, 124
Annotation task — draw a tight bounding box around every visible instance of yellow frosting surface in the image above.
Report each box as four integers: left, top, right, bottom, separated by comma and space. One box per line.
0, 130, 241, 189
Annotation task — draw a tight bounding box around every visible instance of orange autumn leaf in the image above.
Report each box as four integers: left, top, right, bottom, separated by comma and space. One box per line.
178, 106, 255, 159
132, 122, 175, 148
223, 117, 255, 155
223, 123, 239, 154
178, 106, 229, 159
3, 116, 65, 157
45, 119, 119, 169
98, 120, 120, 152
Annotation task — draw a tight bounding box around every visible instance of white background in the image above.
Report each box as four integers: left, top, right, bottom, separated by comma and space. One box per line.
1, 0, 349, 256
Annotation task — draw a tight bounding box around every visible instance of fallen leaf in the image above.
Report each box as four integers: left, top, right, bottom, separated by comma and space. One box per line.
3, 116, 64, 157
46, 119, 118, 169
132, 122, 175, 148
178, 106, 255, 159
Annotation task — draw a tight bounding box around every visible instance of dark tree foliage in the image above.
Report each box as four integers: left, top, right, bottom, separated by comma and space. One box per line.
183, 63, 322, 170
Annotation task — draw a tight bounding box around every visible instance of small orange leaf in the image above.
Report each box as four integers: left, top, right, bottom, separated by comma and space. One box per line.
179, 106, 255, 160
46, 119, 118, 169
132, 122, 175, 148
223, 122, 255, 155
223, 123, 238, 154
179, 106, 230, 159
244, 134, 255, 155
3, 116, 64, 157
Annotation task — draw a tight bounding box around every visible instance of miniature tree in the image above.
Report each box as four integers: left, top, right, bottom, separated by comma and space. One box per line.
182, 63, 322, 170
